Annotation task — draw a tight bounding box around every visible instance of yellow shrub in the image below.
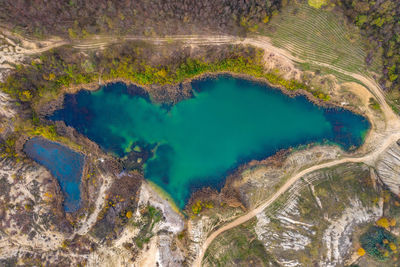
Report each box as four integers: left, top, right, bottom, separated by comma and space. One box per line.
192, 200, 202, 215
357, 247, 365, 256
126, 210, 133, 219
376, 217, 390, 228
204, 202, 214, 209
156, 69, 167, 78
22, 90, 32, 101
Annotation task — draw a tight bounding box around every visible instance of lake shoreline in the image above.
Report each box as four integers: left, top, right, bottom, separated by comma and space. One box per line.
36, 71, 370, 120
40, 75, 370, 212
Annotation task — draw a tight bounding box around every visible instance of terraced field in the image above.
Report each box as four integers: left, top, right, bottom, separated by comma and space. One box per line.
260, 2, 382, 80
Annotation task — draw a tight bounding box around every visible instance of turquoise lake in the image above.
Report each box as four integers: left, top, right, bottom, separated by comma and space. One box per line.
50, 76, 370, 208
24, 137, 85, 212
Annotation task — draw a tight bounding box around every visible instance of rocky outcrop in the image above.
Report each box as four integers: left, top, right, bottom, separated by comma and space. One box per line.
137, 183, 185, 266
237, 145, 343, 208
376, 141, 400, 195
0, 33, 25, 70
320, 198, 382, 267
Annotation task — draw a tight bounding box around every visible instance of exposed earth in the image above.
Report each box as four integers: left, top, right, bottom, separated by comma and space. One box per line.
1, 1, 400, 267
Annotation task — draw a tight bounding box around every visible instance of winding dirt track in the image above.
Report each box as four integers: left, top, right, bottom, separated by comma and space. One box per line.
11, 33, 393, 121
192, 131, 400, 267
2, 31, 400, 266
7, 32, 394, 122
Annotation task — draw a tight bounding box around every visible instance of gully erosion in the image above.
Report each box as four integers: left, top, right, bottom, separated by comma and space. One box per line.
2, 30, 400, 266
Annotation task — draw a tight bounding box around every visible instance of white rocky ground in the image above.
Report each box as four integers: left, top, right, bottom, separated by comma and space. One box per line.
236, 145, 343, 210
0, 158, 68, 260
86, 182, 185, 267
320, 198, 383, 267
254, 165, 383, 267
0, 50, 188, 266
0, 29, 65, 70
376, 141, 400, 194
0, 33, 25, 69
135, 182, 185, 267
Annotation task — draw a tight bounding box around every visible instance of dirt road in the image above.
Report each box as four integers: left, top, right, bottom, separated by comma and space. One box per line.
192, 128, 400, 267
2, 30, 399, 266
3, 32, 393, 122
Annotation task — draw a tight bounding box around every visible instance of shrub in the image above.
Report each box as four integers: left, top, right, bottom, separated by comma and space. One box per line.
376, 217, 390, 229
360, 226, 397, 261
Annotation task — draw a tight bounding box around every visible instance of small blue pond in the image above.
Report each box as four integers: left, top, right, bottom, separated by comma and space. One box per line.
24, 137, 85, 212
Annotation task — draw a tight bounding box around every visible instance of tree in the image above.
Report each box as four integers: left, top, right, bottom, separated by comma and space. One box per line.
376, 217, 390, 228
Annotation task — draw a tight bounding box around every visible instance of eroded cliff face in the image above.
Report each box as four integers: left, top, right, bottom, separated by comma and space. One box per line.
236, 145, 343, 209
182, 146, 351, 266
0, 142, 118, 265
0, 32, 25, 71
254, 164, 382, 267
376, 141, 400, 195
0, 154, 185, 266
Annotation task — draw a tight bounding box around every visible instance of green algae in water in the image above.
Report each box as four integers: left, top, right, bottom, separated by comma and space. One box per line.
50, 76, 370, 208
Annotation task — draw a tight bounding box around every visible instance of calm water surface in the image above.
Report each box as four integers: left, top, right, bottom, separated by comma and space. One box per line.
24, 137, 85, 212
50, 76, 370, 208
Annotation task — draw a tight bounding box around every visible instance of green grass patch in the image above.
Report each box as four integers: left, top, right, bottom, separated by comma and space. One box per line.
369, 97, 381, 111
132, 205, 162, 249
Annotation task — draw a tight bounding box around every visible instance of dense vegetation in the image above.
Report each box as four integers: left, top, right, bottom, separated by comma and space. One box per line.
335, 0, 400, 92
2, 0, 400, 98
0, 41, 328, 107
360, 226, 398, 261
0, 0, 280, 37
